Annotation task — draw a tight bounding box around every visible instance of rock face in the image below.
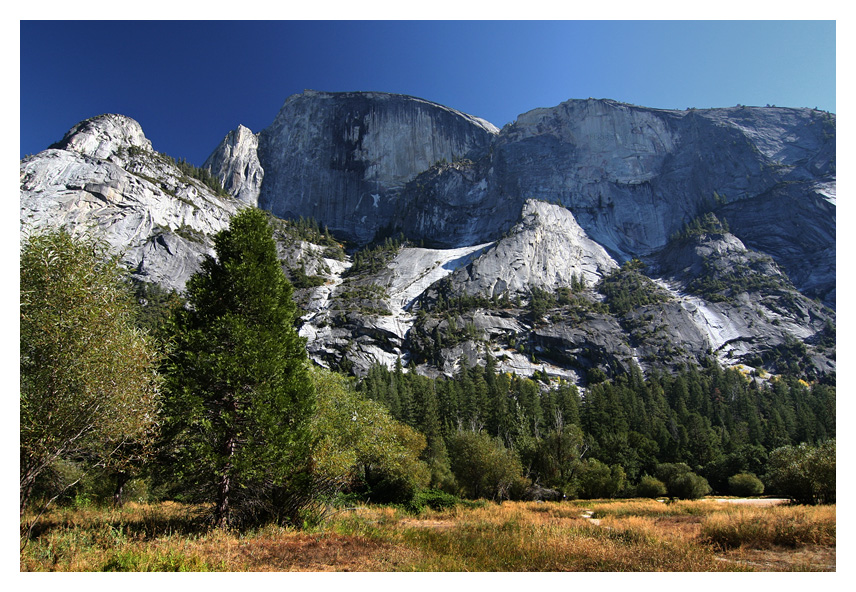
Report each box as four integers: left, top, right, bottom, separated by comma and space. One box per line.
443, 200, 619, 298
206, 93, 834, 304
203, 124, 263, 206
49, 113, 153, 161
21, 114, 245, 292
399, 100, 835, 303
20, 93, 836, 384
255, 90, 499, 244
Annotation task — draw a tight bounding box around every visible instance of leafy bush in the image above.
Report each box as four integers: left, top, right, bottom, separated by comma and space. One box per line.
447, 431, 528, 500
310, 368, 430, 506
669, 472, 711, 500
636, 475, 667, 498
656, 463, 711, 500
20, 229, 161, 513
728, 472, 764, 497
576, 459, 627, 499
766, 440, 835, 504
405, 489, 463, 513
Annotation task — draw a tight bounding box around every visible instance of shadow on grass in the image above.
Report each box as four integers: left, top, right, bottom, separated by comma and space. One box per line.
23, 502, 214, 542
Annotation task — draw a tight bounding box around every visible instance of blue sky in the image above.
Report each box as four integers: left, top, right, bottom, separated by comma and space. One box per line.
20, 20, 836, 165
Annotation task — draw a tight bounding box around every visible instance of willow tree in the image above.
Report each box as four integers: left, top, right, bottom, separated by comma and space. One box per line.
20, 229, 160, 514
160, 208, 315, 528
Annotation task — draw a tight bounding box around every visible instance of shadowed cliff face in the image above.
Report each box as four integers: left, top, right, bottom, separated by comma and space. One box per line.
211, 93, 834, 305
256, 91, 499, 244
397, 99, 835, 302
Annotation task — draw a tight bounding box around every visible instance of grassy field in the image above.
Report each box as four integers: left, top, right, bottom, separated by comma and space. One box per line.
19, 498, 835, 572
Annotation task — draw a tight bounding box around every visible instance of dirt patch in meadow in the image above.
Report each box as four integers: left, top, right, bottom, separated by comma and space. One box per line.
229, 533, 414, 571
717, 546, 835, 571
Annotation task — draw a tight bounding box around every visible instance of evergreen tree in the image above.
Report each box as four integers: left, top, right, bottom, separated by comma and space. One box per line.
160, 208, 315, 528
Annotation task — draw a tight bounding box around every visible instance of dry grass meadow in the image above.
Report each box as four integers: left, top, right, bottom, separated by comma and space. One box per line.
19, 498, 835, 572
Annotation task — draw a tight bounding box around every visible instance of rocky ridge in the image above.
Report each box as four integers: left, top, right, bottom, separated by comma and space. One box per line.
203, 124, 264, 206
21, 114, 246, 292
213, 93, 834, 306
19, 93, 836, 384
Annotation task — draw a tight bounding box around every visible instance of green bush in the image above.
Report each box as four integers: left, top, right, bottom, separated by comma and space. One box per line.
406, 489, 463, 513
669, 472, 711, 500
656, 463, 711, 500
310, 368, 430, 507
576, 459, 627, 499
728, 472, 764, 497
447, 431, 528, 500
766, 440, 835, 504
636, 474, 667, 498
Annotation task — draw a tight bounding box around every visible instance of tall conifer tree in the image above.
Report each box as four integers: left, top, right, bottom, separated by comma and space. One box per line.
160, 208, 314, 528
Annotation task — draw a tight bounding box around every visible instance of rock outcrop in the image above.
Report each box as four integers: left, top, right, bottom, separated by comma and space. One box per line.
21, 114, 246, 292
255, 90, 499, 244
441, 200, 619, 298
399, 100, 835, 304
216, 93, 834, 305
203, 124, 264, 206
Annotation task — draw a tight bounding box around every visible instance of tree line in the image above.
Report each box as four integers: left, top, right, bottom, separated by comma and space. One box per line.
356, 353, 834, 502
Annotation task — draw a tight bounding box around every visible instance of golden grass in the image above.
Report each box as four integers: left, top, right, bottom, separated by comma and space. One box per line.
329, 501, 733, 571
20, 498, 836, 572
700, 504, 836, 549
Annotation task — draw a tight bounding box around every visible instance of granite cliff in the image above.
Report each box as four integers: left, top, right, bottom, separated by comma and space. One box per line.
21, 114, 244, 292
213, 92, 833, 305
20, 92, 836, 383
255, 90, 498, 244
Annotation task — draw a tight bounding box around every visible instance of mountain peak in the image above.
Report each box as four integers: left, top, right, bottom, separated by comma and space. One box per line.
49, 113, 152, 161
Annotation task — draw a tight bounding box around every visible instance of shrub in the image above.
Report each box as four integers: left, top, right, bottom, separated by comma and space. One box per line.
406, 489, 463, 513
669, 472, 711, 500
20, 228, 160, 513
636, 475, 668, 498
656, 463, 711, 500
310, 368, 430, 507
447, 431, 528, 500
728, 473, 764, 497
576, 459, 627, 499
766, 440, 835, 504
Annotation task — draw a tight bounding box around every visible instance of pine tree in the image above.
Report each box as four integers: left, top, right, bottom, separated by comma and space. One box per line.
160, 208, 315, 528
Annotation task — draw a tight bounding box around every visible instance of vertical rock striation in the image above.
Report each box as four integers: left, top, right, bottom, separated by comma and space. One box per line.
256, 90, 499, 243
